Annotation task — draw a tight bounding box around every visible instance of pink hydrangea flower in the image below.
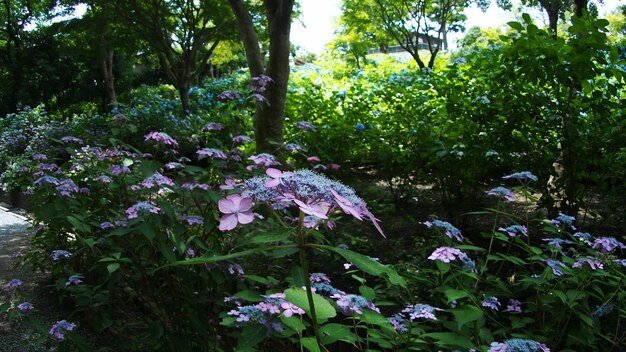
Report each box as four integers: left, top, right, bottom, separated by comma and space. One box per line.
218, 194, 254, 231
427, 247, 466, 263
281, 302, 305, 317
264, 168, 293, 188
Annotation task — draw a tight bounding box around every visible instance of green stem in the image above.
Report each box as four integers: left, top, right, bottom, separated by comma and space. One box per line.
297, 218, 324, 349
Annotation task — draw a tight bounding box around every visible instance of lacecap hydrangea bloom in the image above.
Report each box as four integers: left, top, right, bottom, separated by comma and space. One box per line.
241, 168, 385, 237
423, 220, 463, 242
488, 338, 550, 352
49, 320, 77, 340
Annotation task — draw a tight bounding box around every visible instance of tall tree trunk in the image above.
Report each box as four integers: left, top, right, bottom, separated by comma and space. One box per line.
101, 48, 118, 111
573, 0, 588, 18
539, 0, 560, 37
227, 0, 264, 77
178, 81, 191, 114
228, 0, 294, 153
254, 0, 294, 153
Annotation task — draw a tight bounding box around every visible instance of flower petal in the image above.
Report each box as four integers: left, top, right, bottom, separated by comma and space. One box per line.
237, 211, 254, 225
219, 214, 238, 231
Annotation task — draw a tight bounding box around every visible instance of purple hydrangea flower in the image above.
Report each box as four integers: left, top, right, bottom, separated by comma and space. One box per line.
503, 171, 538, 182
486, 187, 515, 201
592, 237, 626, 254
542, 259, 567, 276
427, 247, 466, 263
248, 153, 281, 167
309, 273, 332, 284
202, 122, 224, 131
61, 136, 83, 144
543, 237, 575, 251
110, 165, 131, 175
331, 293, 379, 315
573, 257, 604, 270
100, 222, 115, 230
65, 274, 84, 286
180, 215, 204, 225
551, 212, 576, 229
56, 179, 80, 197
488, 342, 509, 352
482, 296, 500, 311
401, 303, 443, 320
3, 278, 23, 291
181, 182, 211, 191
293, 121, 316, 132
49, 320, 76, 340
284, 143, 305, 152
17, 302, 34, 312
498, 224, 528, 237
50, 250, 72, 261
144, 131, 179, 147
232, 135, 253, 144
95, 175, 113, 183
126, 202, 162, 219
32, 154, 47, 160
248, 75, 273, 93
141, 172, 175, 189
197, 148, 228, 160
507, 299, 522, 313
423, 220, 463, 242
573, 232, 594, 245
591, 302, 614, 320
217, 90, 242, 101
33, 175, 60, 187
164, 162, 184, 170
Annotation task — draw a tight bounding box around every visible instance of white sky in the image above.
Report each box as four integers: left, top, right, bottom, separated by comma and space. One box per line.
291, 0, 624, 54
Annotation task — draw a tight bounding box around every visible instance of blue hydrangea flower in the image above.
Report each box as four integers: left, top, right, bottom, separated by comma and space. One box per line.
424, 220, 463, 242
503, 171, 538, 182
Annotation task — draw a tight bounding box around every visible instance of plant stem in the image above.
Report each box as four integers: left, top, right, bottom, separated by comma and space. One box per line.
297, 213, 324, 349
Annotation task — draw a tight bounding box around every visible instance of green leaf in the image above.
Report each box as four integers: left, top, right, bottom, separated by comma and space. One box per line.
284, 288, 336, 323
237, 324, 266, 350
250, 229, 293, 244
160, 245, 297, 270
443, 288, 469, 302
508, 21, 524, 31
107, 263, 120, 274
320, 323, 357, 344
451, 305, 483, 329
322, 246, 406, 287
281, 316, 306, 333
67, 215, 91, 233
234, 290, 264, 302
360, 310, 395, 332
300, 336, 321, 352
421, 332, 475, 349
359, 285, 375, 300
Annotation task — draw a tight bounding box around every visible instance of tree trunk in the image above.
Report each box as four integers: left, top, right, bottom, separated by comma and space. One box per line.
101, 48, 118, 111
573, 0, 588, 18
254, 0, 294, 153
539, 0, 560, 37
227, 0, 264, 77
228, 0, 295, 153
178, 81, 191, 114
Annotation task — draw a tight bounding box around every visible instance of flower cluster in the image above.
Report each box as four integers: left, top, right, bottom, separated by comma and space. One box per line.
486, 186, 515, 201
66, 274, 84, 286
17, 302, 34, 312
388, 303, 443, 332
226, 292, 303, 333
197, 148, 228, 160
49, 320, 77, 340
502, 171, 538, 182
3, 278, 23, 291
126, 201, 162, 219
240, 169, 384, 237
50, 250, 72, 261
498, 224, 528, 237
144, 132, 178, 148
293, 121, 316, 132
423, 220, 463, 242
488, 338, 550, 352
592, 237, 626, 254
482, 296, 500, 311
427, 246, 467, 263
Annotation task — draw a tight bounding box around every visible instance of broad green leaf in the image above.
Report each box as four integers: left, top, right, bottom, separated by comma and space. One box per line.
107, 263, 120, 274
421, 332, 475, 349
300, 336, 321, 352
237, 324, 266, 350
443, 288, 470, 302
67, 215, 91, 233
320, 323, 357, 344
508, 21, 524, 31
359, 285, 375, 300
250, 229, 293, 244
281, 316, 306, 333
451, 305, 483, 329
284, 288, 336, 323
360, 310, 395, 332
321, 246, 406, 287
234, 290, 264, 302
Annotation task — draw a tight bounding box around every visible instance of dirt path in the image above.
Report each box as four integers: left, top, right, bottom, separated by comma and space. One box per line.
0, 207, 58, 352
